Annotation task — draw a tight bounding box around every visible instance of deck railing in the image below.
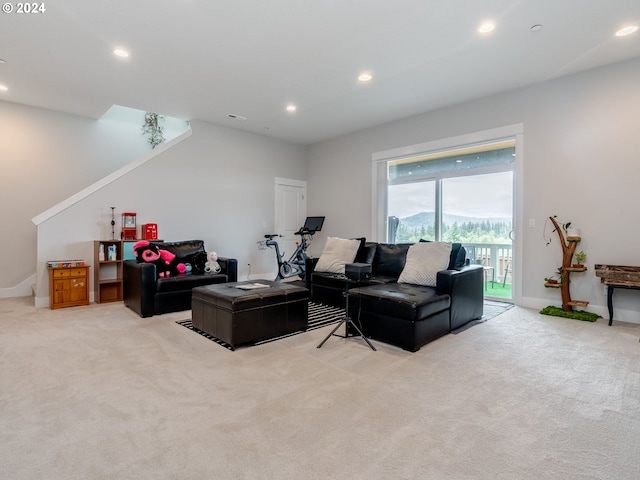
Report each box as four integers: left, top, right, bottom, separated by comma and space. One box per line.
462, 243, 512, 285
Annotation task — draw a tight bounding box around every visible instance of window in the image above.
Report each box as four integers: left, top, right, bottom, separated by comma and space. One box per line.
386, 141, 514, 243
373, 125, 522, 301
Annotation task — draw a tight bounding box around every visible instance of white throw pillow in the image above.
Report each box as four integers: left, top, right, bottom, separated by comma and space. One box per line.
314, 237, 360, 274
398, 242, 452, 287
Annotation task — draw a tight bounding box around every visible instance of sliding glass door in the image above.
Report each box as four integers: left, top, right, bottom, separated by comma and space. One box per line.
385, 141, 514, 301
442, 172, 513, 300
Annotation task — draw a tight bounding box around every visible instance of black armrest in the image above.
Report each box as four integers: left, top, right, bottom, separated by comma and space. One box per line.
123, 261, 157, 318
305, 257, 319, 290
217, 257, 238, 282
436, 264, 482, 293
437, 264, 484, 329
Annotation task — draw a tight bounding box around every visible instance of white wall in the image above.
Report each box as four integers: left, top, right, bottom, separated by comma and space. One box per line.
33, 120, 306, 306
0, 101, 167, 294
306, 57, 640, 323
8, 57, 640, 321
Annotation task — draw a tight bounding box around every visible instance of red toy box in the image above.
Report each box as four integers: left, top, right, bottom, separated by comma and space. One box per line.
142, 224, 158, 240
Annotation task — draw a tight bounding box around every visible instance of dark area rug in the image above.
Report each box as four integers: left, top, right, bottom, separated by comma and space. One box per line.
451, 300, 513, 334
176, 301, 345, 351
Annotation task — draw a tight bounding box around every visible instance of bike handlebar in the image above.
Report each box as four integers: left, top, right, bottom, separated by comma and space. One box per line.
294, 228, 316, 236
265, 229, 315, 239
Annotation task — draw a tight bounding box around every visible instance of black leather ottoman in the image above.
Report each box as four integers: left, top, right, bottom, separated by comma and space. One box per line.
191, 280, 308, 349
348, 283, 451, 352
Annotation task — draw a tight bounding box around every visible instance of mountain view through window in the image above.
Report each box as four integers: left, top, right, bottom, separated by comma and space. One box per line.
386, 143, 515, 299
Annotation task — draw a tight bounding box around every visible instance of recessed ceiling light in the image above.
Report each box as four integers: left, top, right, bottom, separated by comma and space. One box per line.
0, 59, 6, 64
616, 25, 638, 37
478, 23, 495, 34
358, 72, 372, 82
286, 104, 297, 112
226, 113, 247, 121
113, 48, 129, 58
0, 85, 8, 92
530, 24, 543, 32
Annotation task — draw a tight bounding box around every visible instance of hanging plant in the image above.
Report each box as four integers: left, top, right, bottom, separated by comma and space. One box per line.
141, 112, 165, 149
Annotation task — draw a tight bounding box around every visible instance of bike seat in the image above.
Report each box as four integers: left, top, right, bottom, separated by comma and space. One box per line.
264, 234, 279, 239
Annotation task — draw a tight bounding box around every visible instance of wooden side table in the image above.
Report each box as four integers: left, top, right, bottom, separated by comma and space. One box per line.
595, 264, 640, 326
48, 265, 90, 309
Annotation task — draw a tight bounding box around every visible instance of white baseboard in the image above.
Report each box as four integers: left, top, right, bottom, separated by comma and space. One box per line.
520, 296, 640, 325
0, 273, 36, 299
245, 272, 277, 282
34, 295, 49, 308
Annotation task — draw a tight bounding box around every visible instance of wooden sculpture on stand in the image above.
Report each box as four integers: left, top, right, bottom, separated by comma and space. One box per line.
544, 216, 588, 311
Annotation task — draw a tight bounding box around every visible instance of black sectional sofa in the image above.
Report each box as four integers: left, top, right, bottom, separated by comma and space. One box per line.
306, 241, 483, 351
123, 240, 238, 317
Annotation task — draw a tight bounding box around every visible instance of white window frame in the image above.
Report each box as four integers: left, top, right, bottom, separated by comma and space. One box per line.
371, 124, 524, 304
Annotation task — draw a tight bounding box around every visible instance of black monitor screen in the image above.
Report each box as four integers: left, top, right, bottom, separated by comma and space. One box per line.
303, 216, 325, 232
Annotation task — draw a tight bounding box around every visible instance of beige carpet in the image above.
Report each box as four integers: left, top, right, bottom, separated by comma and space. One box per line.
1, 297, 639, 480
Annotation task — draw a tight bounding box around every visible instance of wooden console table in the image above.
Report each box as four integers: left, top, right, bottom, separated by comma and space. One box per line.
594, 264, 640, 326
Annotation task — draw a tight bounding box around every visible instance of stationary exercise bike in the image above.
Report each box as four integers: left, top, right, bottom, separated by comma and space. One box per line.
260, 216, 325, 282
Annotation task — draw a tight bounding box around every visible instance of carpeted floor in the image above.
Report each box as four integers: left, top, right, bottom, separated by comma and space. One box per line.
2, 296, 639, 480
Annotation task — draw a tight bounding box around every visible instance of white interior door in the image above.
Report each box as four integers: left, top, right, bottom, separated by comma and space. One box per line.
275, 178, 307, 264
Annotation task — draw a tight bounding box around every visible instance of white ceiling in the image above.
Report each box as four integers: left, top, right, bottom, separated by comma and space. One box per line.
1, 0, 639, 145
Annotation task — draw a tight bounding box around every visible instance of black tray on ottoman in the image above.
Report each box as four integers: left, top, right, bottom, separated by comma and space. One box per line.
191, 280, 309, 349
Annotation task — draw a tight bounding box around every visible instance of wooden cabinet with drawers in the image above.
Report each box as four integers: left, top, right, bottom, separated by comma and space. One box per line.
48, 265, 90, 309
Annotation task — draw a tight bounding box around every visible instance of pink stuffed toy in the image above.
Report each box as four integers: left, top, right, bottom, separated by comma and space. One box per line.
133, 240, 186, 278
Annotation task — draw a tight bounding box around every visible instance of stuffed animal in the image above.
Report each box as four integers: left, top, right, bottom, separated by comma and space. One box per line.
205, 251, 221, 274
191, 251, 208, 274
132, 240, 186, 278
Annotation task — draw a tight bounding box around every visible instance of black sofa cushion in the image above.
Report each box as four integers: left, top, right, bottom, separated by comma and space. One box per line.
350, 283, 450, 321
150, 239, 206, 265
372, 243, 411, 278
354, 241, 376, 264
450, 243, 466, 269
156, 272, 228, 293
